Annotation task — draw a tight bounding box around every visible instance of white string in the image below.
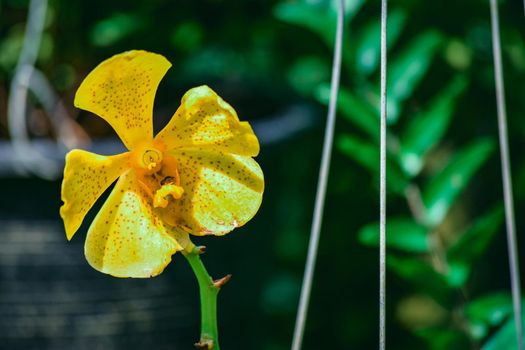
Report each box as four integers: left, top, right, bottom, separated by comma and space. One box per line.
290, 1, 344, 349
7, 0, 60, 179
7, 0, 84, 179
379, 0, 388, 349
489, 1, 523, 349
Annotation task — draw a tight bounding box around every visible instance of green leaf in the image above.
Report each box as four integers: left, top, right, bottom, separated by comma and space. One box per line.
337, 134, 377, 171
274, 0, 364, 46
274, 2, 334, 45
482, 305, 525, 350
316, 84, 379, 141
287, 56, 331, 97
387, 255, 452, 306
170, 21, 204, 53
90, 13, 142, 47
358, 217, 430, 253
337, 134, 408, 193
444, 39, 473, 70
446, 207, 503, 287
399, 75, 468, 177
0, 25, 24, 72
422, 139, 495, 227
354, 9, 407, 75
386, 31, 443, 123
465, 292, 513, 341
416, 328, 470, 350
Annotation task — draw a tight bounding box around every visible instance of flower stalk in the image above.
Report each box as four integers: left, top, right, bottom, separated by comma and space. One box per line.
184, 245, 230, 350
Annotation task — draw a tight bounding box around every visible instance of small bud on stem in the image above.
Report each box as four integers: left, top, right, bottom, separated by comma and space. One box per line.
213, 274, 232, 288
194, 339, 214, 349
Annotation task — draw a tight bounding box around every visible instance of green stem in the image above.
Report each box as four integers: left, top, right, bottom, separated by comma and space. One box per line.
184, 246, 227, 350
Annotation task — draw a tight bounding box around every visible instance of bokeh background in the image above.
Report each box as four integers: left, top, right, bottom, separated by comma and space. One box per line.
1, 0, 525, 349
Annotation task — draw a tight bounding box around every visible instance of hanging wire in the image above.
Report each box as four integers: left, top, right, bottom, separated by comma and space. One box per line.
290, 1, 344, 349
7, 0, 57, 178
379, 0, 388, 349
489, 0, 523, 349
7, 0, 82, 179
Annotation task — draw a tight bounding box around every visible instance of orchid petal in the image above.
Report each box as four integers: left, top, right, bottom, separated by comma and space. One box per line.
60, 149, 130, 240
74, 50, 171, 150
155, 85, 259, 156
160, 150, 264, 235
84, 169, 186, 278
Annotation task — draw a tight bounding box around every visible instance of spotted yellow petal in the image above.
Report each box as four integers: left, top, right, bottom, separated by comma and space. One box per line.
60, 149, 130, 241
154, 85, 259, 156
74, 50, 171, 150
85, 169, 185, 278
159, 150, 264, 235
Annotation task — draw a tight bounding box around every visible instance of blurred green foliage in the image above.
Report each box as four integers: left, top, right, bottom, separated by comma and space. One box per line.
277, 0, 525, 349
1, 0, 525, 349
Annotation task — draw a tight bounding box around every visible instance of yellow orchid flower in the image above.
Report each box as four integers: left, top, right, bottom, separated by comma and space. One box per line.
60, 50, 264, 278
